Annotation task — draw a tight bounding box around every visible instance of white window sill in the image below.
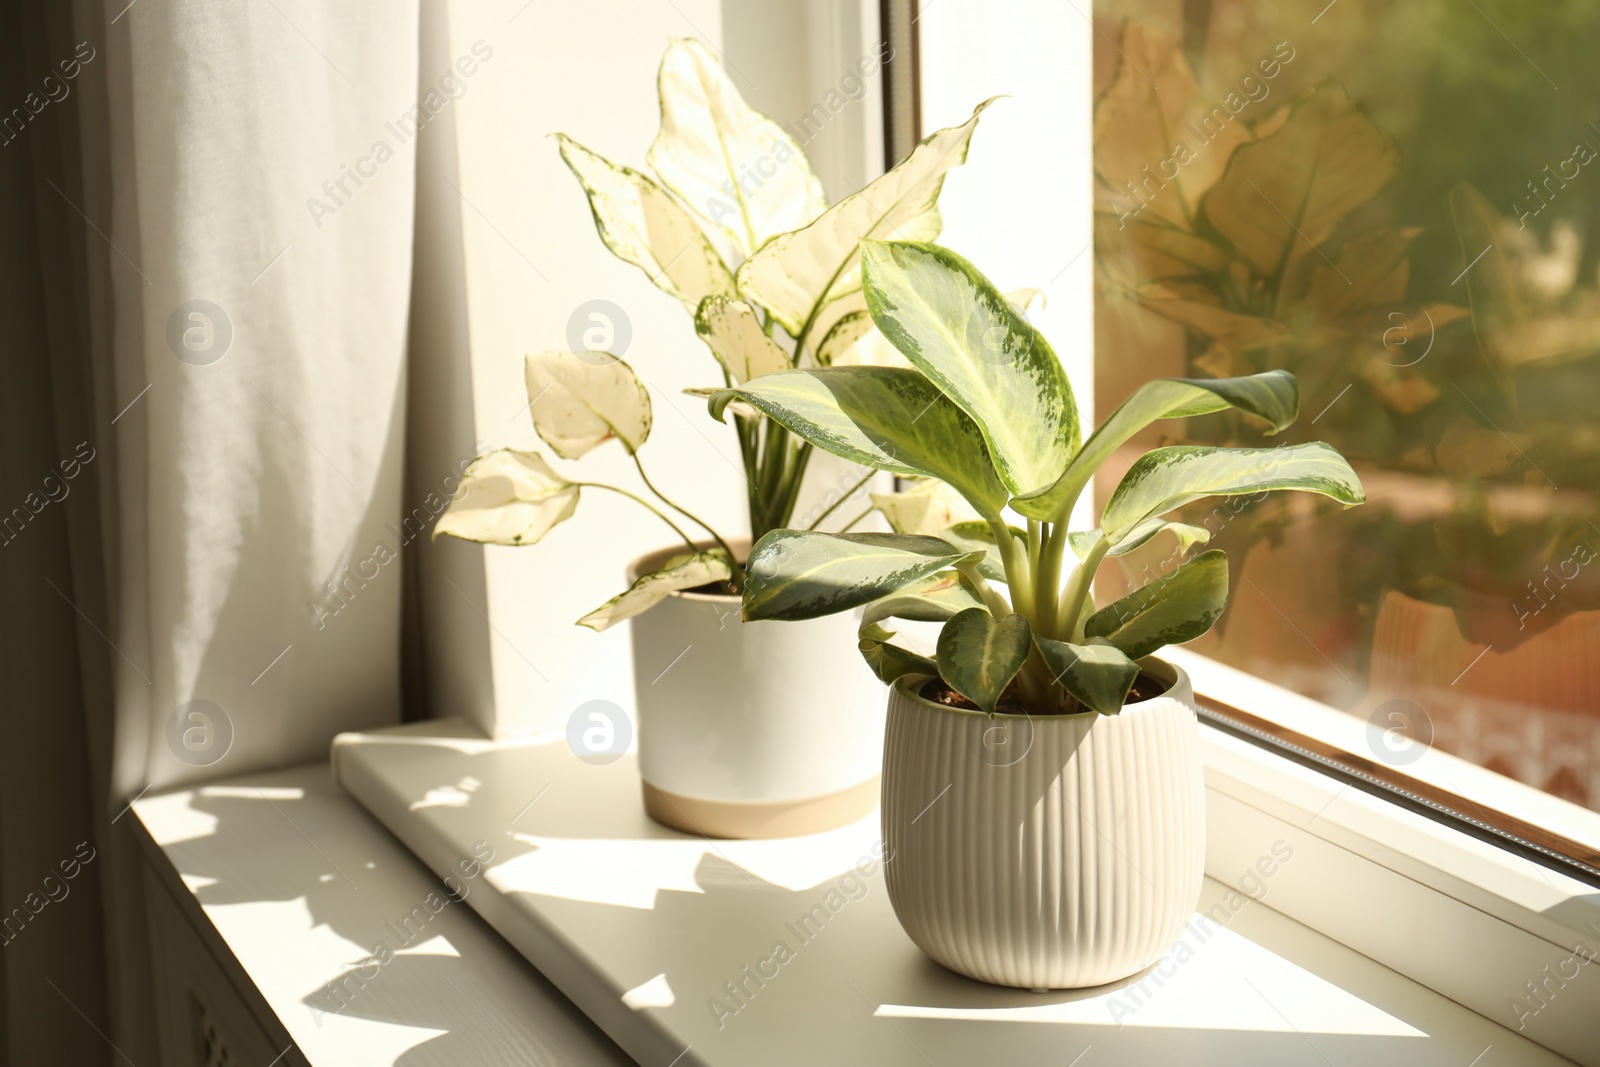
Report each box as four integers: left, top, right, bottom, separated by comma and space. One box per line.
131, 669, 1600, 1067
130, 763, 632, 1067
307, 714, 1580, 1066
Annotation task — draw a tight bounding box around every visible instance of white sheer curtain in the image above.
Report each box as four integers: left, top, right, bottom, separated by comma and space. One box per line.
107, 0, 417, 795
2, 0, 422, 1060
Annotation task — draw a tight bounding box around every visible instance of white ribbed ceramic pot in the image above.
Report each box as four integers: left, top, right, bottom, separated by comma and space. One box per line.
626, 540, 885, 840
881, 659, 1205, 989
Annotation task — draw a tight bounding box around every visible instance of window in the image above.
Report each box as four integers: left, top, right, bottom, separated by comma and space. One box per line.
1080, 2, 1600, 829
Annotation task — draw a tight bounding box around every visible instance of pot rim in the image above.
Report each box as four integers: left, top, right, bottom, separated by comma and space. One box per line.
626, 537, 750, 604
890, 656, 1186, 722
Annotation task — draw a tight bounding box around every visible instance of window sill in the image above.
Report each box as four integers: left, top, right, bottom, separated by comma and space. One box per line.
309, 715, 1579, 1066
129, 762, 632, 1067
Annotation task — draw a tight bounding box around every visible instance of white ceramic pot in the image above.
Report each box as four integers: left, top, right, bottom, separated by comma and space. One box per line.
626, 540, 885, 839
881, 659, 1205, 989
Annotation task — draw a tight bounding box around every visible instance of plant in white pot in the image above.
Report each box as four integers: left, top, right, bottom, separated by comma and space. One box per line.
433, 39, 994, 839
709, 239, 1366, 988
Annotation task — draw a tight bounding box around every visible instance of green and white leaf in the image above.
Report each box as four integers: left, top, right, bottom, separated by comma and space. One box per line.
556, 133, 736, 308
1015, 370, 1300, 520
871, 479, 981, 536
1032, 636, 1141, 715
648, 38, 828, 254
682, 386, 756, 419
1068, 517, 1212, 560
862, 240, 1080, 498
709, 367, 1009, 515
1083, 549, 1228, 659
735, 100, 994, 335
936, 608, 1031, 714
860, 569, 983, 627
1100, 442, 1365, 543
524, 351, 652, 459
694, 297, 791, 383
858, 622, 938, 685
816, 309, 875, 365
433, 450, 579, 546
577, 550, 733, 631
743, 529, 980, 622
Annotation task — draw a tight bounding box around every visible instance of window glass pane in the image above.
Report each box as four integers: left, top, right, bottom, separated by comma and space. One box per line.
1091, 1, 1600, 811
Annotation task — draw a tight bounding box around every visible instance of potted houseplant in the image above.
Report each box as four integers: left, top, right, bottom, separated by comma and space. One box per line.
710, 238, 1365, 988
433, 38, 993, 839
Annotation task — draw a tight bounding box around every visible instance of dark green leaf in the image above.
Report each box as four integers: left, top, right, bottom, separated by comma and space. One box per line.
935, 608, 1031, 714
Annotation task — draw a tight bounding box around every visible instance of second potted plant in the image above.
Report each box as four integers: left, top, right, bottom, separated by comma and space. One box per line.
434, 39, 993, 839
712, 238, 1365, 988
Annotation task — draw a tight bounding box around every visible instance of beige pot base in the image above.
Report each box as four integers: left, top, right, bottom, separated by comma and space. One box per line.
642, 777, 879, 839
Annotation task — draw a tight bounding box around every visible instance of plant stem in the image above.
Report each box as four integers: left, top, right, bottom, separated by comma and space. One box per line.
631, 456, 740, 586
1036, 522, 1067, 641
805, 466, 878, 530
956, 561, 1014, 620
1056, 535, 1110, 639
577, 483, 698, 552
773, 441, 814, 530
987, 516, 1033, 621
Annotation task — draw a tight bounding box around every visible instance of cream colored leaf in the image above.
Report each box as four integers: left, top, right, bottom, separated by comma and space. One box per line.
648, 39, 827, 255
816, 309, 909, 368
694, 297, 791, 383
577, 550, 733, 631
870, 479, 981, 536
524, 351, 652, 459
1005, 288, 1047, 314
735, 99, 994, 336
556, 133, 736, 309
434, 450, 579, 546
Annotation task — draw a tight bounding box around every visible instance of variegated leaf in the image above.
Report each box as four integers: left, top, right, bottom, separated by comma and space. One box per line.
577, 550, 733, 631
871, 479, 981, 536
647, 38, 828, 254
433, 450, 579, 546
524, 351, 652, 459
742, 529, 980, 622
860, 569, 983, 627
1015, 370, 1300, 520
1068, 518, 1212, 560
863, 239, 1079, 498
1084, 549, 1228, 659
694, 296, 791, 384
709, 367, 1009, 515
1033, 636, 1141, 715
735, 100, 994, 335
556, 133, 736, 308
858, 621, 938, 684
1100, 442, 1365, 543
936, 608, 1030, 714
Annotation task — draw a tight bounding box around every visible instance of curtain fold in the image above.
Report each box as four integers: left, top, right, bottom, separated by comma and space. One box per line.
3, 0, 422, 1059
